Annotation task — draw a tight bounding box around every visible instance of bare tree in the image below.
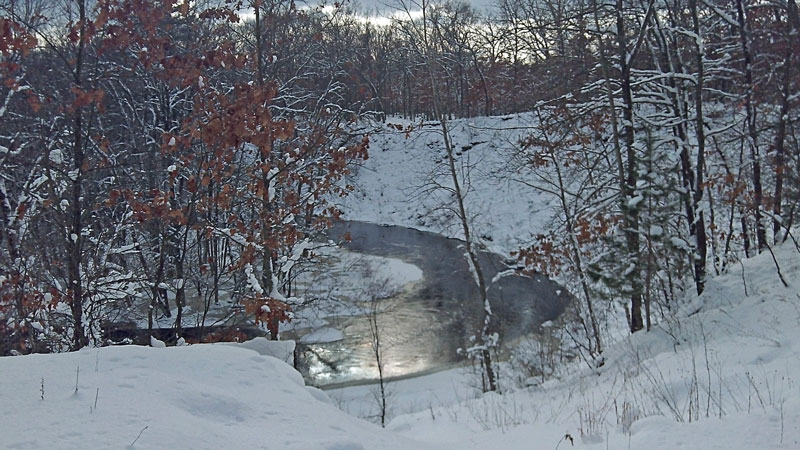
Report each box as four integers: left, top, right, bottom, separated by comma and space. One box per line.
395, 0, 497, 391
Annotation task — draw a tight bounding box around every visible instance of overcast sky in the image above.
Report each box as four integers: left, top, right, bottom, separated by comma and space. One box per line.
297, 0, 500, 18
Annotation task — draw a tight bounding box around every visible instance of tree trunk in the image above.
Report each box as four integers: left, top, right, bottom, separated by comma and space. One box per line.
689, 0, 708, 295
616, 0, 644, 333
773, 3, 798, 239
736, 0, 767, 252
69, 0, 88, 350
536, 108, 602, 355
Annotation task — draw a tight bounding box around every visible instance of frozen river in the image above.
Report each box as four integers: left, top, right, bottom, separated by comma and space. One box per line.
292, 221, 571, 387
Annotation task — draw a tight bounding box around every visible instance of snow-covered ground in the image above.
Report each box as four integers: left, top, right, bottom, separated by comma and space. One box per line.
334, 239, 800, 449
0, 339, 426, 450
294, 246, 423, 305
3, 239, 798, 449
338, 114, 555, 255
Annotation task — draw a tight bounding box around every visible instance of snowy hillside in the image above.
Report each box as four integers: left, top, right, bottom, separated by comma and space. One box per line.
3, 238, 798, 449
364, 239, 800, 449
332, 113, 799, 448
339, 114, 554, 255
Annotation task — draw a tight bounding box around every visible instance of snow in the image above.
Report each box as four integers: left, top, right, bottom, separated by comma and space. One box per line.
5, 238, 793, 449
220, 337, 296, 365
244, 263, 264, 295
149, 335, 166, 348
48, 149, 63, 165
327, 367, 479, 423
284, 247, 423, 343
627, 194, 644, 208
671, 236, 692, 251
4, 110, 800, 448
337, 114, 555, 255
0, 343, 425, 449
291, 246, 422, 310
300, 327, 345, 344
649, 224, 664, 236
372, 240, 800, 449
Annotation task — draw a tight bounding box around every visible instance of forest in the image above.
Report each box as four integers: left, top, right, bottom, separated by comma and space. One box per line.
1, 0, 799, 379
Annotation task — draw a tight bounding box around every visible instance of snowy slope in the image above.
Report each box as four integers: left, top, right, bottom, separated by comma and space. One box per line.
339, 114, 554, 255
334, 113, 800, 449
381, 241, 800, 449
0, 341, 428, 450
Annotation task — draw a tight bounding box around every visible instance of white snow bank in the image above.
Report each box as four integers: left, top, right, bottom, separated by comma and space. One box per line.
378, 256, 424, 287
0, 344, 428, 449
299, 247, 423, 299
300, 327, 345, 344
221, 336, 296, 365
327, 366, 479, 423
286, 247, 423, 334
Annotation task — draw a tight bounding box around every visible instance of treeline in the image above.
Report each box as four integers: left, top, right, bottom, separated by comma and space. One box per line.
1, 0, 798, 359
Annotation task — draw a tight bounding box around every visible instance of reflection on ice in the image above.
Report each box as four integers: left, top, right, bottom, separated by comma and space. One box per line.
289, 221, 571, 388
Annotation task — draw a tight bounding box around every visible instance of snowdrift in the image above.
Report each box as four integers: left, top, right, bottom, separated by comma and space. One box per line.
0, 341, 426, 449
384, 240, 800, 449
